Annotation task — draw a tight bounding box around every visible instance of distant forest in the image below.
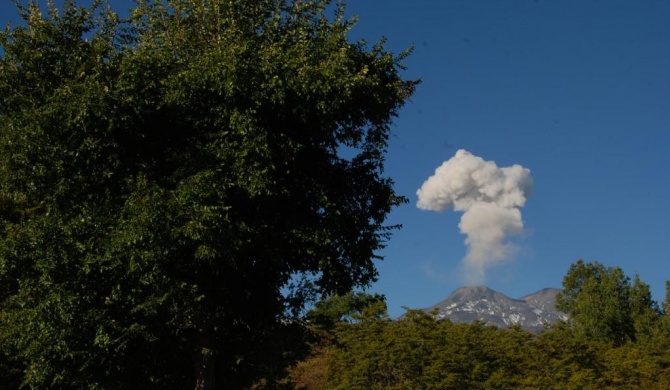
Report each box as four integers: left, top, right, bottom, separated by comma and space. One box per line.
276, 260, 670, 389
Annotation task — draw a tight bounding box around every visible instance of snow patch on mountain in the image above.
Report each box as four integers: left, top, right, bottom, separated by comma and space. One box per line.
422, 286, 568, 333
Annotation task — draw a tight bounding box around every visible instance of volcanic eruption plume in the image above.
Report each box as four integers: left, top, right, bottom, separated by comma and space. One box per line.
417, 149, 533, 284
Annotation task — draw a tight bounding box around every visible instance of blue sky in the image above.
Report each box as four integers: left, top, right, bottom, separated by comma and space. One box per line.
2, 1, 669, 318
342, 0, 670, 316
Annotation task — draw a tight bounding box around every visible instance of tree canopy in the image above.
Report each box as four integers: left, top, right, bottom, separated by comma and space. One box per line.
556, 259, 660, 345
0, 0, 416, 388
285, 262, 670, 389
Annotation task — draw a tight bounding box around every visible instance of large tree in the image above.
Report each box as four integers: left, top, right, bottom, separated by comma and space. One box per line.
556, 260, 660, 346
0, 0, 417, 388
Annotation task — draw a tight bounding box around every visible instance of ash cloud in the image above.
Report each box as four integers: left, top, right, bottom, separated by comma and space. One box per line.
417, 149, 533, 284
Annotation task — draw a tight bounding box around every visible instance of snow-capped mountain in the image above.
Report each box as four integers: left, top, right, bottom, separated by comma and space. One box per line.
423, 286, 568, 333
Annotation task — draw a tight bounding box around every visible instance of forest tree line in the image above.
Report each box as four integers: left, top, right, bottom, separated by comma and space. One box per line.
279, 260, 670, 389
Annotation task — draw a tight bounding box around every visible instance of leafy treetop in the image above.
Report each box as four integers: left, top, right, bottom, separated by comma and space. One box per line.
0, 0, 417, 388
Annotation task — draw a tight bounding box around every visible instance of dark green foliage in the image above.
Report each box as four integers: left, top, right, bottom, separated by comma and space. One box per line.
629, 275, 661, 341
322, 309, 535, 390
557, 260, 660, 345
522, 323, 603, 389
286, 266, 670, 390
0, 0, 416, 388
0, 349, 22, 390
307, 291, 388, 333
663, 281, 670, 314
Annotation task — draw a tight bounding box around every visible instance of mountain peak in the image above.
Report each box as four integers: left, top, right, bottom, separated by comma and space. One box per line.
449, 285, 511, 299
423, 286, 567, 333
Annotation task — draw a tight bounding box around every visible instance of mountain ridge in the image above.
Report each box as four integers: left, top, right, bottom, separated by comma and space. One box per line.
421, 286, 568, 333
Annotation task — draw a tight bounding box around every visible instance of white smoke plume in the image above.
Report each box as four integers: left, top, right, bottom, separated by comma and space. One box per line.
417, 149, 533, 284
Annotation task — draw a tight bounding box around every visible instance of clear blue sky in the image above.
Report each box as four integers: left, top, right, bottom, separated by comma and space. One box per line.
343, 0, 670, 316
2, 1, 669, 318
